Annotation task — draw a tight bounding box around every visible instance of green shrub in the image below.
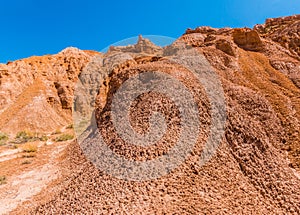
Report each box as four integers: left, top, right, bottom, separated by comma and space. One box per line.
55, 134, 74, 142
15, 131, 47, 143
16, 130, 32, 139
15, 131, 37, 143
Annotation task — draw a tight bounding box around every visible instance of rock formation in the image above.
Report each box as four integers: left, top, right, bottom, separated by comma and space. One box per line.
255, 14, 300, 57
0, 47, 100, 134
108, 35, 163, 55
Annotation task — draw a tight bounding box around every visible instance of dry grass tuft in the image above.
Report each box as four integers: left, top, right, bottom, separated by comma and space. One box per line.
22, 143, 38, 153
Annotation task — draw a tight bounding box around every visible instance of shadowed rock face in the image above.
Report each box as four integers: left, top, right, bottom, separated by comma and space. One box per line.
232, 28, 264, 51
2, 15, 300, 214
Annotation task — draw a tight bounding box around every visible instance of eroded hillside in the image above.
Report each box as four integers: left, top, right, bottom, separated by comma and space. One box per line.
0, 15, 300, 214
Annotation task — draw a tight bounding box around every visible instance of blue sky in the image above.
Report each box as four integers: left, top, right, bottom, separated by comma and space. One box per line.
0, 0, 299, 63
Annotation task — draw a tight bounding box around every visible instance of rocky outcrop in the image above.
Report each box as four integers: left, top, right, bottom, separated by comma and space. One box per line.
183, 26, 264, 53
232, 28, 264, 51
0, 47, 100, 134
109, 35, 163, 55
254, 15, 300, 57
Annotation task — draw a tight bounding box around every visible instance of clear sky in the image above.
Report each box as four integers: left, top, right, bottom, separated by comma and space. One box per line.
0, 0, 299, 63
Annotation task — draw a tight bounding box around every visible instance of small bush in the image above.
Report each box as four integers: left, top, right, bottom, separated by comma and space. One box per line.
21, 160, 32, 165
0, 132, 9, 145
39, 135, 49, 141
15, 131, 48, 143
66, 124, 73, 129
55, 134, 74, 142
22, 143, 37, 153
0, 176, 6, 185
22, 153, 36, 158
52, 129, 62, 135
0, 132, 8, 141
15, 131, 37, 143
16, 130, 33, 139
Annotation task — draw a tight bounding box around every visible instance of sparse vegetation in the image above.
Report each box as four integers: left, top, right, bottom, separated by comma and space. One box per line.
22, 143, 37, 153
21, 160, 32, 165
0, 132, 9, 141
16, 130, 33, 139
14, 131, 49, 143
0, 132, 9, 146
52, 129, 62, 135
55, 134, 74, 142
22, 153, 36, 158
39, 135, 49, 141
0, 176, 6, 185
15, 130, 37, 143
